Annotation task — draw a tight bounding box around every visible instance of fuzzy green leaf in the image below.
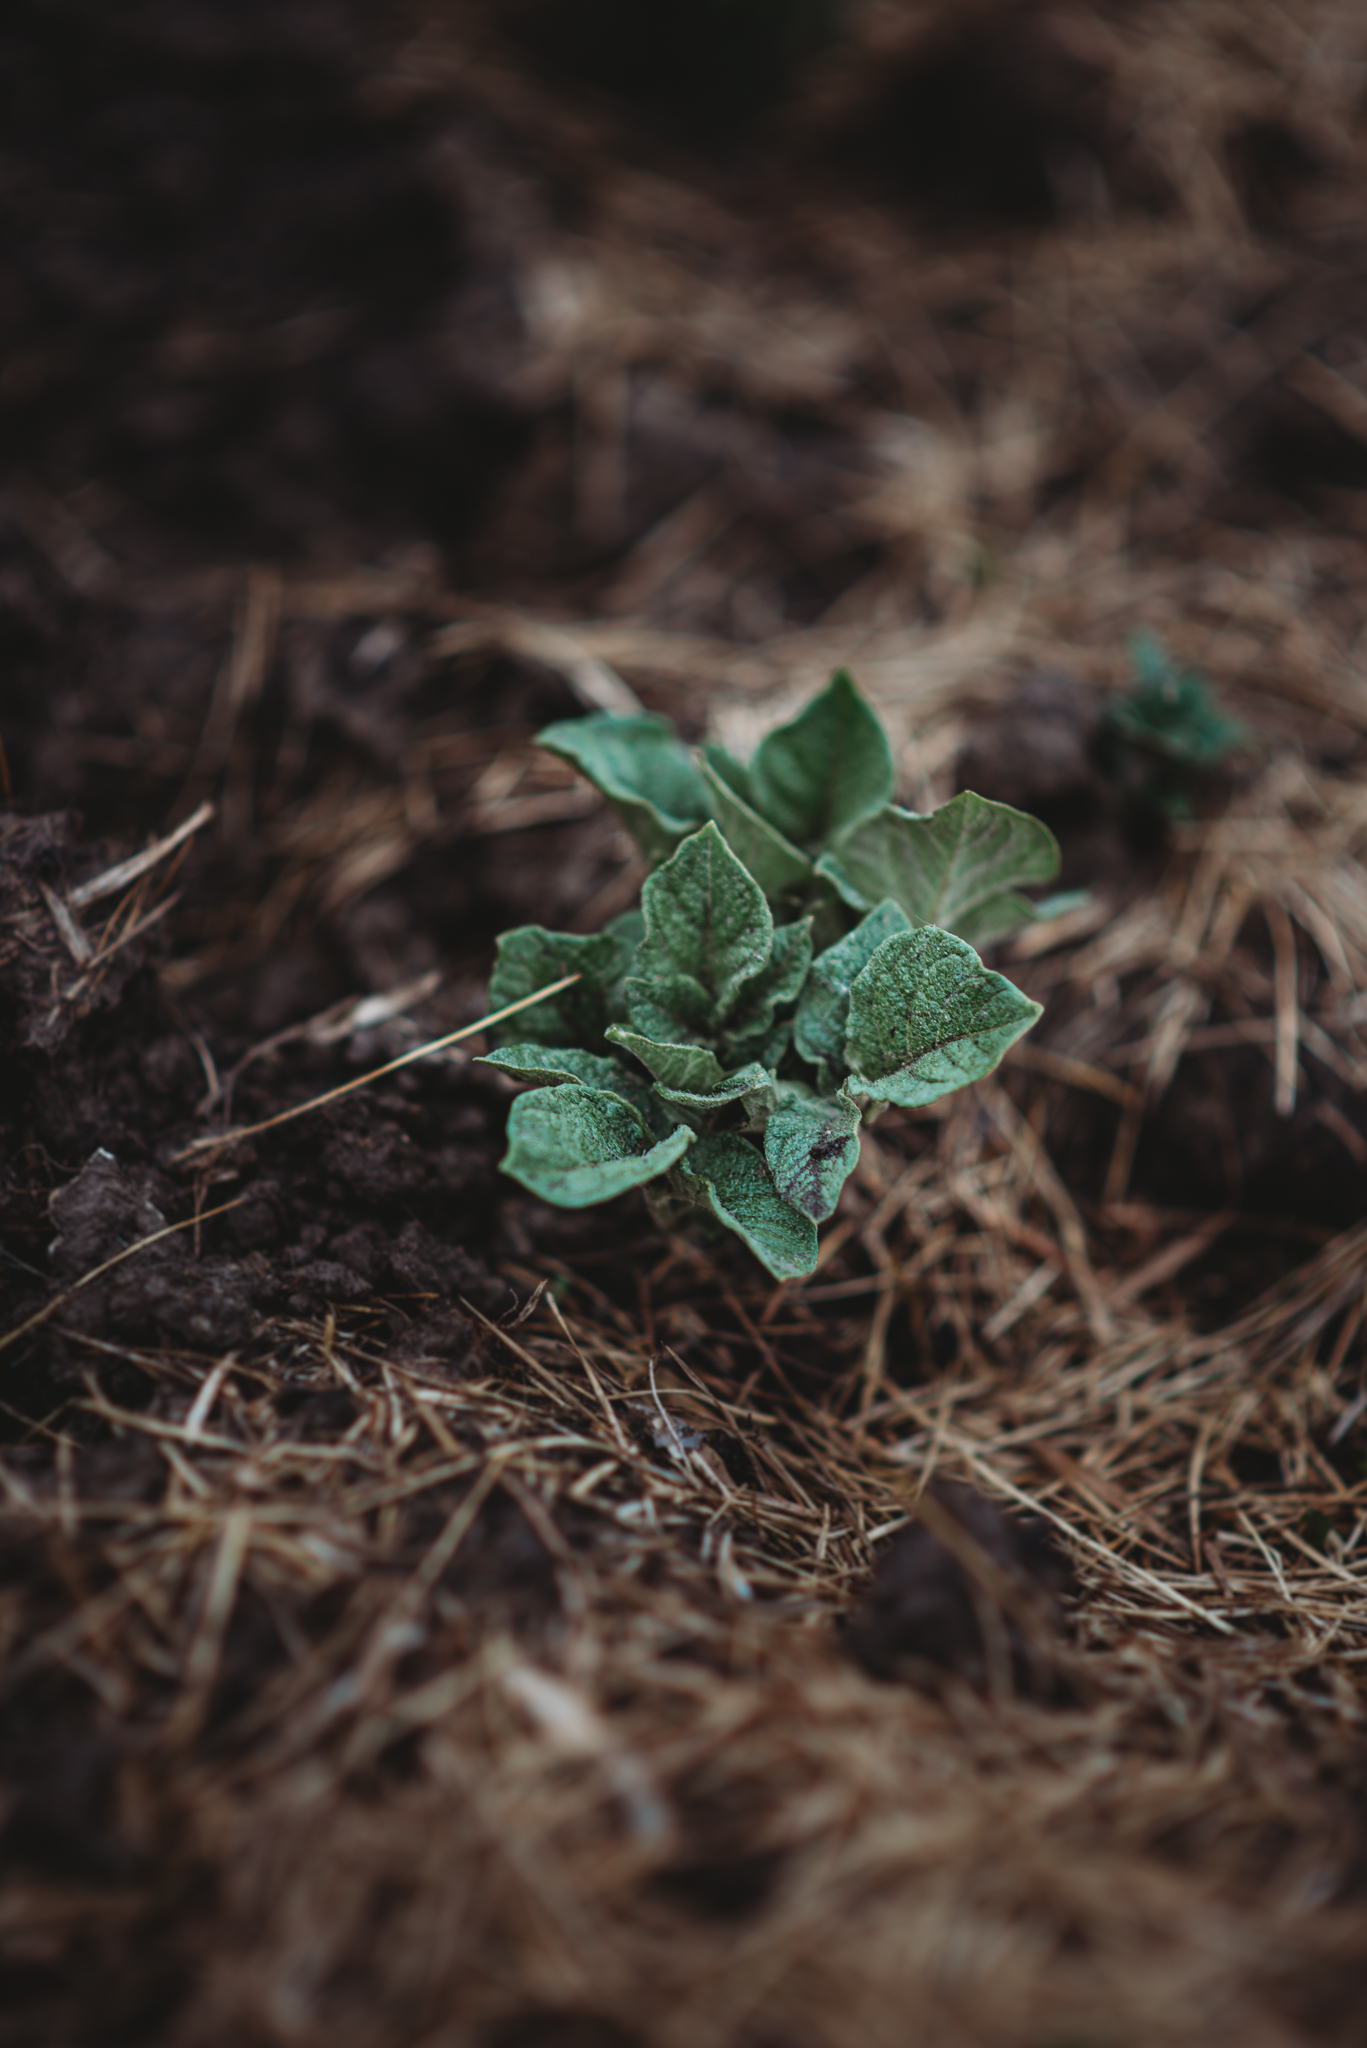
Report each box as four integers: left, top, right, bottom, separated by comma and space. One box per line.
675, 1133, 819, 1279
845, 926, 1042, 1108
818, 791, 1060, 948
744, 1018, 794, 1073
537, 713, 710, 864
763, 1083, 862, 1222
608, 907, 646, 957
699, 753, 815, 901
635, 822, 774, 1023
475, 1043, 659, 1123
501, 1085, 693, 1207
795, 899, 911, 1074
478, 1043, 631, 1091
605, 1027, 725, 1095
702, 746, 753, 804
747, 670, 894, 850
487, 912, 642, 1050
653, 1062, 777, 1128
621, 973, 714, 1048
717, 916, 813, 1069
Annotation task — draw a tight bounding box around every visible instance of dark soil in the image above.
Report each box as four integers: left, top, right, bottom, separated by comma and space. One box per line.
843, 1478, 1076, 1699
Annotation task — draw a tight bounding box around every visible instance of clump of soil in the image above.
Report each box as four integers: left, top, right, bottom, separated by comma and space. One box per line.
845, 1480, 1075, 1699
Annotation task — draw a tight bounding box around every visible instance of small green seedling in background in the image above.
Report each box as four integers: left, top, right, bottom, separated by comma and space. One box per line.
1101, 633, 1246, 817
478, 673, 1060, 1280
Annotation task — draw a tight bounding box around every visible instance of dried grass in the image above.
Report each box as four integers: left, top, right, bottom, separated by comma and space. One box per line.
5, 1155, 1367, 2046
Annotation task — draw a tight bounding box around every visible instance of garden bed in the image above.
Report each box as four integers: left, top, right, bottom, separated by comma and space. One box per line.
3, 4, 1367, 2044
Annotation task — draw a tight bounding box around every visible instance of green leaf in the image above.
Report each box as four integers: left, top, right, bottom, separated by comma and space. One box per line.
653, 1061, 777, 1127
747, 670, 894, 850
795, 899, 911, 1074
818, 791, 1060, 948
717, 916, 813, 1069
501, 1085, 693, 1207
744, 1018, 794, 1073
699, 753, 815, 901
845, 926, 1042, 1108
1031, 890, 1091, 923
478, 1042, 629, 1090
674, 1133, 818, 1279
605, 1027, 725, 1095
807, 868, 852, 954
635, 822, 774, 1024
537, 713, 710, 864
605, 906, 646, 958
702, 745, 753, 804
487, 914, 642, 1050
763, 1082, 861, 1222
621, 972, 713, 1047
475, 1042, 659, 1123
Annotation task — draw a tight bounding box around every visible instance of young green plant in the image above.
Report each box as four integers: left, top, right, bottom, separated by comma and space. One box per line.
1100, 632, 1247, 818
479, 673, 1064, 1279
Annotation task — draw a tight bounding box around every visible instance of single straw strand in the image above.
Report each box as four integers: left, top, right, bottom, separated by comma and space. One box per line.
171, 973, 582, 1163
